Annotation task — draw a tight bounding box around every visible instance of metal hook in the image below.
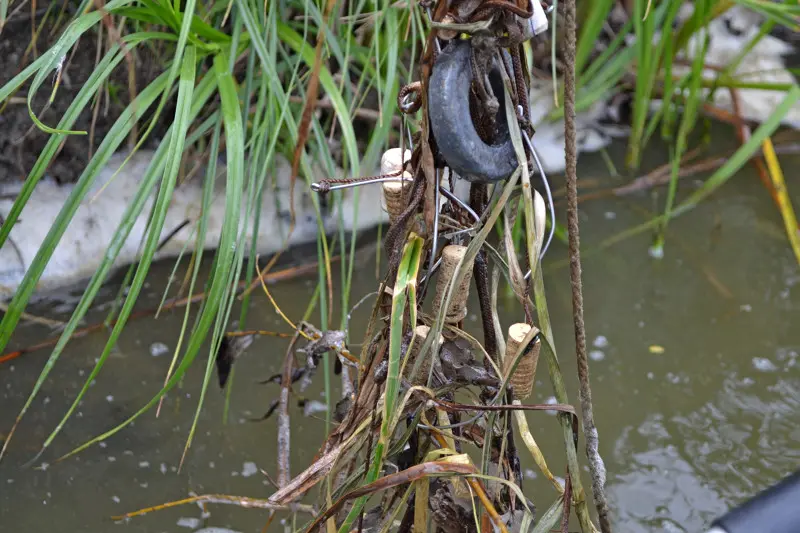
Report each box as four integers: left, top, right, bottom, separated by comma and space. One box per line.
398, 82, 423, 114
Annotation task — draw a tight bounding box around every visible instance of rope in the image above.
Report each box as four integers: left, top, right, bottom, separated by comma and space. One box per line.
563, 1, 613, 531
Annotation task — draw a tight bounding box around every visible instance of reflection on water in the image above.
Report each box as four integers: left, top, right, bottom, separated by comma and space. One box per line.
610, 370, 800, 532
2, 138, 800, 532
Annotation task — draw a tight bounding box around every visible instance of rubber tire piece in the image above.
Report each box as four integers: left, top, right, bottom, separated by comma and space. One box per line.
710, 469, 800, 533
428, 40, 518, 184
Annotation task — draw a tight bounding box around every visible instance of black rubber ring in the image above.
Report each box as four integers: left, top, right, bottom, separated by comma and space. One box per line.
428, 40, 518, 183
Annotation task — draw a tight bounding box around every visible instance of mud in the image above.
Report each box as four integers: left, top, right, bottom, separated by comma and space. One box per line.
0, 2, 169, 185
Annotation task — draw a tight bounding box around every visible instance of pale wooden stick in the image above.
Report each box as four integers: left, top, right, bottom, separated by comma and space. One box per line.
432, 245, 474, 324
380, 148, 412, 224
504, 323, 541, 400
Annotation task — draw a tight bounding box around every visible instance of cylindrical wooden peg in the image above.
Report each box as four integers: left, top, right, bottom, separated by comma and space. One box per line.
503, 323, 541, 400
380, 148, 412, 225
433, 245, 474, 324
406, 324, 444, 385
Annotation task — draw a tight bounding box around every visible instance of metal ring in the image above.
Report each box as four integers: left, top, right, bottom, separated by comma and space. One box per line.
398, 82, 423, 114
428, 40, 518, 184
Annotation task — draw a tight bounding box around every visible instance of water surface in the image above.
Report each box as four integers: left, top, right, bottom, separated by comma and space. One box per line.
2, 135, 799, 532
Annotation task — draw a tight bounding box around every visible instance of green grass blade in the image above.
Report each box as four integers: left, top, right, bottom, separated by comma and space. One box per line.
137, 0, 180, 31
676, 87, 800, 212
0, 41, 145, 351
0, 73, 171, 460
275, 22, 360, 177
362, 5, 401, 170
122, 0, 198, 159
735, 0, 800, 28
627, 0, 674, 168
531, 498, 566, 533
575, 0, 615, 76
0, 32, 156, 254
338, 233, 424, 533
179, 23, 248, 463
55, 50, 244, 460
24, 0, 134, 135
39, 46, 200, 455
600, 85, 800, 250
0, 53, 51, 102
162, 120, 223, 424
654, 0, 712, 252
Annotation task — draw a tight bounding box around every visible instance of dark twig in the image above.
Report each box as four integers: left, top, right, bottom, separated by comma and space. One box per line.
561, 466, 573, 533
470, 183, 499, 360
563, 0, 612, 531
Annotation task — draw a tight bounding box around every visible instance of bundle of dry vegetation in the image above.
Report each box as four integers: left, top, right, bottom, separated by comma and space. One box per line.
184, 1, 609, 531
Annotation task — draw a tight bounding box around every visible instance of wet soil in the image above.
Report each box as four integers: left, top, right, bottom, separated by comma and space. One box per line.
0, 2, 169, 185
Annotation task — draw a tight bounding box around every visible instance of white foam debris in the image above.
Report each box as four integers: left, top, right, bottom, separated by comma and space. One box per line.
593, 336, 609, 349
160, 463, 167, 474
752, 357, 778, 372
648, 244, 664, 259
139, 461, 150, 468
106, 395, 114, 402
589, 350, 605, 362
177, 517, 202, 529
241, 462, 258, 478
545, 396, 558, 416
111, 495, 120, 503
303, 400, 328, 417
150, 342, 169, 357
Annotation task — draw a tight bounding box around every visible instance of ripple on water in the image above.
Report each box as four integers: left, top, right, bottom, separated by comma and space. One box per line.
607, 369, 800, 532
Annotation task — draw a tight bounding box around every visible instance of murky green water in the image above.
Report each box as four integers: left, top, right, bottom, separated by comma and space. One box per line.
2, 134, 800, 532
